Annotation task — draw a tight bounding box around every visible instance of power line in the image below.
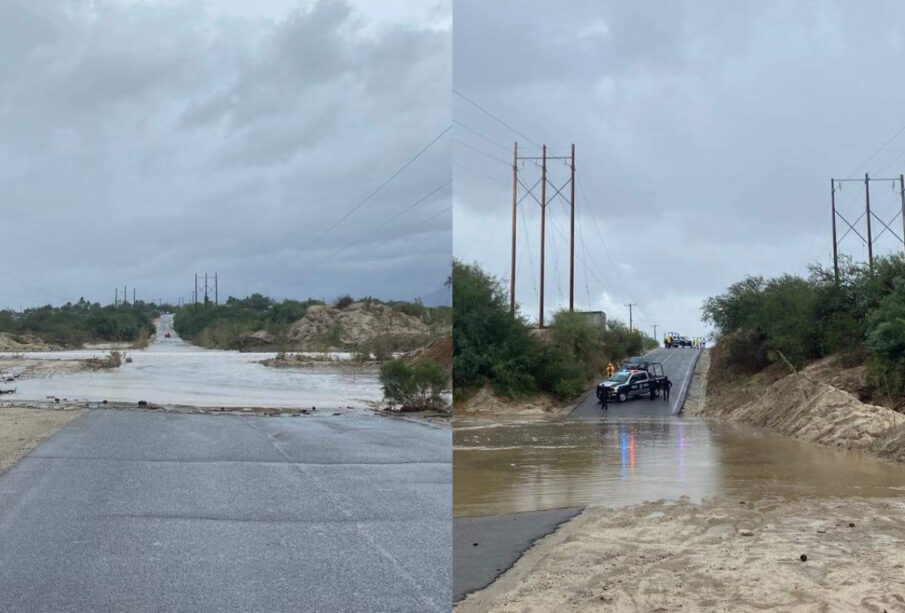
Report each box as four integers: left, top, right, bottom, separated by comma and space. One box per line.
847, 121, 905, 179
576, 176, 651, 325
452, 120, 511, 153
453, 162, 509, 188
453, 89, 541, 148
323, 180, 451, 262
309, 124, 452, 246
453, 138, 511, 167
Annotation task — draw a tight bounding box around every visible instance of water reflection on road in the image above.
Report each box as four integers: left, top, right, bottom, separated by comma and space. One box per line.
453, 416, 905, 516
1, 315, 382, 409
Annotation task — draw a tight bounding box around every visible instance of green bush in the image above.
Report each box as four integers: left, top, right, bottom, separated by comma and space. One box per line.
452, 259, 649, 401
380, 358, 448, 411
704, 253, 905, 396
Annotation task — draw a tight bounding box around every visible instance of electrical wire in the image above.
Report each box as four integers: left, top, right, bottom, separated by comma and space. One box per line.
453, 89, 542, 148
309, 125, 452, 246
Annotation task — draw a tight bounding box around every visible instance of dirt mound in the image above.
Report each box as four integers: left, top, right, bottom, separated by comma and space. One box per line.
405, 333, 452, 371
697, 355, 905, 461
0, 333, 57, 352
287, 302, 435, 349
454, 386, 573, 417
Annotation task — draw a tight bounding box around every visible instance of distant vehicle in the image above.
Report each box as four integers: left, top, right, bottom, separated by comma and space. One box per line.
622, 356, 652, 371
666, 333, 692, 348
597, 363, 666, 403
164, 332, 172, 338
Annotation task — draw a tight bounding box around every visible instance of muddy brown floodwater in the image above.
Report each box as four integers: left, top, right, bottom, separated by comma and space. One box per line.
453, 415, 905, 517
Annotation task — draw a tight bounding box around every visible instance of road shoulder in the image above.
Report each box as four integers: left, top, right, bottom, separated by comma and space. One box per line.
0, 406, 85, 476
453, 507, 582, 602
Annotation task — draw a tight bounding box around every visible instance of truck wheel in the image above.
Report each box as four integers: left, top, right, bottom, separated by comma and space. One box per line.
617, 391, 627, 403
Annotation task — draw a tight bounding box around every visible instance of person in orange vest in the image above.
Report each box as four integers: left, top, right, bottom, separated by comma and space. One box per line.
606, 362, 615, 378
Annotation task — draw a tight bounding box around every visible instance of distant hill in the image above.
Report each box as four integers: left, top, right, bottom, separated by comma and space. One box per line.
416, 286, 452, 307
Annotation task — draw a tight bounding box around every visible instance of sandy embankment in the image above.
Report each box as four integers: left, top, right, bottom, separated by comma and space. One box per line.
456, 496, 905, 612
689, 350, 905, 463
0, 406, 84, 476
454, 386, 576, 418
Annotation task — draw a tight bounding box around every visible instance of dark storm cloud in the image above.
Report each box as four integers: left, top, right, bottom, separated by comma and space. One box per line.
0, 0, 450, 308
453, 0, 905, 337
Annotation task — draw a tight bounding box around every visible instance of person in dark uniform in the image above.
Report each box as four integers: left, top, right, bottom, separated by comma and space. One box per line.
601, 387, 608, 410
649, 378, 659, 400
662, 376, 672, 402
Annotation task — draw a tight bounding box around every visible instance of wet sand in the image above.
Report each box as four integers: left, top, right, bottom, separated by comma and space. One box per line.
454, 507, 582, 602
0, 406, 85, 475
456, 495, 905, 612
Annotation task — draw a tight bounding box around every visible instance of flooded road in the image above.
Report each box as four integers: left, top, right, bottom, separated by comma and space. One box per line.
2, 315, 382, 409
454, 347, 905, 516
454, 417, 905, 516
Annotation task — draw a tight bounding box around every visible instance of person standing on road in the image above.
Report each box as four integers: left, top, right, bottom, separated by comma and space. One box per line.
601, 388, 608, 410
606, 362, 615, 378
662, 376, 672, 402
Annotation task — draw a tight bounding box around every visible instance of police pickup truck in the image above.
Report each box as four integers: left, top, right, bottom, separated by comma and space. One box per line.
596, 362, 666, 403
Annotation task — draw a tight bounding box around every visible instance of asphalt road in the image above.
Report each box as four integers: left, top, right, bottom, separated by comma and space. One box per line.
0, 410, 451, 612
571, 346, 702, 418
453, 507, 582, 602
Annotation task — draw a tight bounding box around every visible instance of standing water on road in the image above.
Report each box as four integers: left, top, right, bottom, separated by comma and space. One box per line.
455, 346, 905, 516
1, 314, 382, 409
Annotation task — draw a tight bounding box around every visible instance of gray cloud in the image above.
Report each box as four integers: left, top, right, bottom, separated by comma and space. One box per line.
453, 0, 905, 337
0, 0, 450, 308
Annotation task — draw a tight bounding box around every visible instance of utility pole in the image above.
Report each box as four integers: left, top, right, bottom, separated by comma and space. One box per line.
510, 143, 575, 326
569, 143, 576, 312
625, 302, 637, 333
865, 173, 874, 274
194, 274, 198, 306
214, 273, 218, 306
133, 288, 136, 304
831, 178, 839, 284
539, 145, 547, 328
204, 273, 209, 305
510, 142, 518, 313
652, 324, 659, 340
900, 174, 905, 254
115, 288, 118, 306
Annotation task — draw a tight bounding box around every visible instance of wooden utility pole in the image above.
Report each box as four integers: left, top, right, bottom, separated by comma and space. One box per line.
900, 175, 905, 254
539, 145, 547, 328
831, 178, 839, 284
215, 273, 219, 306
115, 288, 118, 306
625, 302, 637, 332
652, 323, 659, 340
569, 143, 576, 312
510, 142, 518, 313
865, 173, 874, 274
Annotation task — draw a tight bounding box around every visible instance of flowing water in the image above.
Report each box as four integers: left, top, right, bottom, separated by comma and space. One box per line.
453, 416, 905, 517
1, 314, 382, 409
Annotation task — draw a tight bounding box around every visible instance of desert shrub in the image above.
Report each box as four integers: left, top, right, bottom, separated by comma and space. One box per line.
380, 358, 448, 411
392, 301, 427, 319
334, 295, 354, 309
865, 278, 905, 395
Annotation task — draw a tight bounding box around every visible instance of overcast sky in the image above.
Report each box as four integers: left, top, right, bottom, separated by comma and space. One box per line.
453, 0, 905, 339
0, 0, 450, 309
